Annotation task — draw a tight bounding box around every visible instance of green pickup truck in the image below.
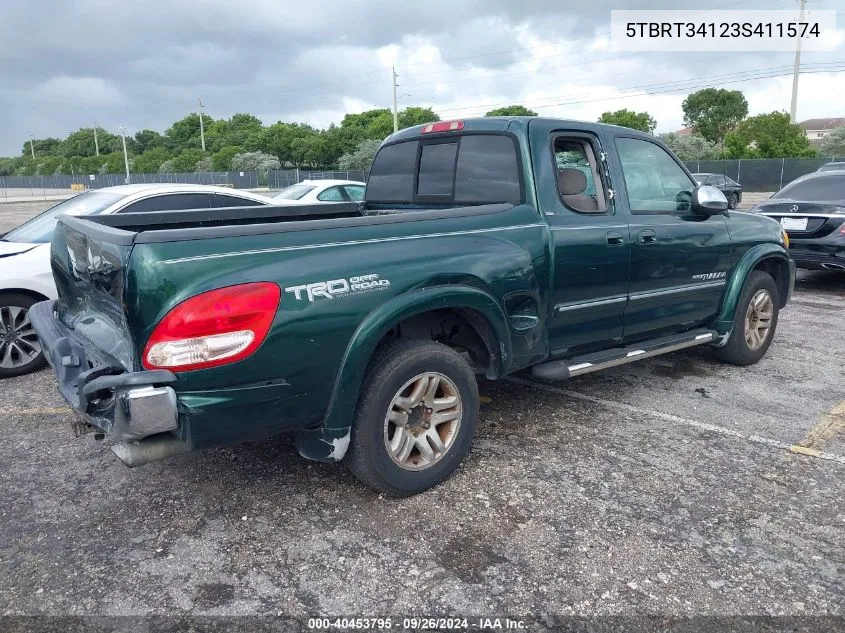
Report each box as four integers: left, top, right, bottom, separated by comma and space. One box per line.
31, 117, 794, 496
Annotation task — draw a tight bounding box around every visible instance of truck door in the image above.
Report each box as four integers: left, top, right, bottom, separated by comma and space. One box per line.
529, 120, 630, 356
607, 133, 732, 340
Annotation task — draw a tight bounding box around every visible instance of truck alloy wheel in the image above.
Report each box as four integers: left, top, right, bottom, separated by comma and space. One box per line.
744, 289, 774, 351
346, 338, 479, 496
383, 371, 463, 471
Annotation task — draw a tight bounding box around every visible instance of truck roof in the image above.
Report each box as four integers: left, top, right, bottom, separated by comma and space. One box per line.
386, 116, 651, 143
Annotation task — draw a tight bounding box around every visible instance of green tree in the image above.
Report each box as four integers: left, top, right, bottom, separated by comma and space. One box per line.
337, 139, 381, 170
170, 148, 207, 172
658, 133, 718, 160
723, 111, 816, 159
22, 137, 63, 157
133, 129, 167, 154
133, 148, 172, 173
820, 126, 845, 157
60, 127, 120, 158
211, 146, 242, 171
485, 105, 538, 117
682, 88, 748, 146
598, 109, 657, 133
164, 114, 213, 151
99, 151, 130, 174
399, 106, 440, 128
36, 156, 63, 175
230, 151, 281, 173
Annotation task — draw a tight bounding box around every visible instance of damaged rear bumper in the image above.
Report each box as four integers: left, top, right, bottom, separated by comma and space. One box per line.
29, 300, 186, 465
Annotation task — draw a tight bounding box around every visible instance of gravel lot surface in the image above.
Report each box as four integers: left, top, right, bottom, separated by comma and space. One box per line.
0, 199, 843, 630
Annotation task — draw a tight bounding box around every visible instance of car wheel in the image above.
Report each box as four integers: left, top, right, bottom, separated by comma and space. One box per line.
0, 293, 46, 378
729, 192, 739, 209
345, 338, 479, 496
714, 271, 779, 366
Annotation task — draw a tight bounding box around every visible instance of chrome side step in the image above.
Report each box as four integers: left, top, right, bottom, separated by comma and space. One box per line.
532, 330, 716, 381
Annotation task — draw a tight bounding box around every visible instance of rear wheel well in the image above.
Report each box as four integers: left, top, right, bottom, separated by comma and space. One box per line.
377, 308, 501, 379
752, 258, 790, 307
0, 289, 49, 303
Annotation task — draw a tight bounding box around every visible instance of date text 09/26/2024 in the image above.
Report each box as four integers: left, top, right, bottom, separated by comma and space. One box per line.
307, 617, 527, 630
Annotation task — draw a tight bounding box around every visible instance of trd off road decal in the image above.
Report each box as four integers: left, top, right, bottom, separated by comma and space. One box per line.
285, 274, 391, 302
691, 271, 727, 281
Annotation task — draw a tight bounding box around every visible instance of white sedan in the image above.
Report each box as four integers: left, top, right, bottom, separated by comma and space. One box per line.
272, 179, 366, 204
0, 183, 274, 377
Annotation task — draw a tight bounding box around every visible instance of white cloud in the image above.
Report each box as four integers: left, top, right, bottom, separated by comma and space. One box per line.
34, 76, 127, 108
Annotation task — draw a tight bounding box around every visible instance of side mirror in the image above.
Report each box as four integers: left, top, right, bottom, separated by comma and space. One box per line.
692, 185, 728, 215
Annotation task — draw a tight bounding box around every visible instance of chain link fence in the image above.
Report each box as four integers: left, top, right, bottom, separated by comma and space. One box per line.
683, 157, 843, 192
2, 159, 841, 200
0, 169, 370, 200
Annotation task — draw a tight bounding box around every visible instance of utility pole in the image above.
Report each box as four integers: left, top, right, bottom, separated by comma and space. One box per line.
392, 67, 399, 133
93, 121, 100, 157
28, 136, 35, 159
790, 0, 806, 123
198, 98, 206, 151
120, 125, 130, 184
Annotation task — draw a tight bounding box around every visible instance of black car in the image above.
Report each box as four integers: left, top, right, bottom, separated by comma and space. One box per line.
692, 173, 743, 209
753, 172, 845, 271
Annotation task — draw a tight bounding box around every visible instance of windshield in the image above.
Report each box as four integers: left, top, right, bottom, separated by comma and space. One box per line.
774, 176, 845, 202
2, 191, 127, 244
273, 184, 315, 200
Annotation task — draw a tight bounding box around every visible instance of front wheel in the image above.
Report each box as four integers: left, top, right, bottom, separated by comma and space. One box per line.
714, 271, 779, 366
0, 293, 46, 378
345, 338, 479, 496
729, 192, 739, 209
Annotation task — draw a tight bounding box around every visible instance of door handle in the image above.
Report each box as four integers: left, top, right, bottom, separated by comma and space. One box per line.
606, 231, 624, 245
639, 229, 657, 244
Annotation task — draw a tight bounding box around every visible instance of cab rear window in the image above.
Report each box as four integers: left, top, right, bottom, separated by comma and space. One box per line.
366, 134, 522, 204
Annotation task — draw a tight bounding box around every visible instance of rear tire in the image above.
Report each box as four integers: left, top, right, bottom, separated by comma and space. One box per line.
0, 293, 47, 378
714, 271, 779, 366
345, 338, 479, 496
729, 192, 739, 209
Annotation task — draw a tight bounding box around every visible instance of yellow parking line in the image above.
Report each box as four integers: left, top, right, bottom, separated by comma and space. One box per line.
792, 401, 845, 454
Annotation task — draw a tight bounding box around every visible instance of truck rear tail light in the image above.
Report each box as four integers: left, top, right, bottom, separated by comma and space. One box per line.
143, 282, 280, 372
421, 120, 464, 133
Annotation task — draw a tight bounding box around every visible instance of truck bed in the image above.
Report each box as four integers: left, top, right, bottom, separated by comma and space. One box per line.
61, 201, 514, 244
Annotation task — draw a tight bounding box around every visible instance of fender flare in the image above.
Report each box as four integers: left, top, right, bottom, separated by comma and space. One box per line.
294, 285, 512, 462
711, 243, 792, 344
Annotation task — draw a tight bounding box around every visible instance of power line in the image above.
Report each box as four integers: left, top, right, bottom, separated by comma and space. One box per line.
435, 64, 845, 116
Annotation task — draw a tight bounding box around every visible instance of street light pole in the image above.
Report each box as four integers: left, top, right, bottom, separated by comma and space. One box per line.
120, 125, 130, 184
789, 0, 806, 123
392, 67, 399, 133
29, 136, 35, 159
198, 98, 206, 151
93, 121, 100, 157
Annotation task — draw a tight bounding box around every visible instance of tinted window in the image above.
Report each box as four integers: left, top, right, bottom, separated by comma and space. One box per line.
710, 175, 726, 187
418, 142, 458, 196
366, 141, 418, 202
274, 184, 315, 200
120, 193, 211, 213
2, 191, 126, 243
317, 186, 347, 202
454, 135, 521, 203
213, 194, 266, 208
775, 176, 845, 202
344, 185, 365, 201
616, 138, 694, 214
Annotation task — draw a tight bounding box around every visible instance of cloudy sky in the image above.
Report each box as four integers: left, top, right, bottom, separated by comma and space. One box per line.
0, 0, 843, 156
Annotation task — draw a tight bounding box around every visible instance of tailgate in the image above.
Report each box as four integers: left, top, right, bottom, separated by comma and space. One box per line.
50, 215, 138, 370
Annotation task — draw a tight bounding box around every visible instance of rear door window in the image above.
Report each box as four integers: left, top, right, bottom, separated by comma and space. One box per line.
120, 193, 212, 213
317, 186, 348, 202
213, 193, 266, 207
343, 185, 365, 201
